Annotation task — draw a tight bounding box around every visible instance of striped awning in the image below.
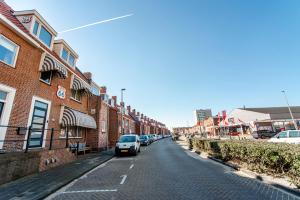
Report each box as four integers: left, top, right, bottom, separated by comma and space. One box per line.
61, 107, 96, 129
72, 75, 90, 91
41, 55, 68, 79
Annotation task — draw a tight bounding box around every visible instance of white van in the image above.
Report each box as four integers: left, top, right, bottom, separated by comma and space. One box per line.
268, 130, 300, 144
115, 134, 141, 156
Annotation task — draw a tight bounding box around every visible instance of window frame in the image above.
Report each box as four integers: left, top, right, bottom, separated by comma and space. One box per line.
39, 71, 52, 85
31, 19, 53, 48
33, 21, 40, 36
60, 127, 84, 138
71, 89, 82, 103
0, 35, 20, 68
61, 47, 68, 61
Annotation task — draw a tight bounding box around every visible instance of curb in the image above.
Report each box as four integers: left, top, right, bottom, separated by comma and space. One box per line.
207, 156, 240, 171
41, 154, 114, 200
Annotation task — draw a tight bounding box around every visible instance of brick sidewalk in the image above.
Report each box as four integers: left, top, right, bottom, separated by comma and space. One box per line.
0, 150, 114, 200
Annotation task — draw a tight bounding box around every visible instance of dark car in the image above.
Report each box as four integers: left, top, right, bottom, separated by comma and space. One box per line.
139, 135, 150, 146
147, 134, 154, 143
252, 130, 277, 139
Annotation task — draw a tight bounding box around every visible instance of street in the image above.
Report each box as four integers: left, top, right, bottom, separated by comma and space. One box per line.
47, 139, 299, 200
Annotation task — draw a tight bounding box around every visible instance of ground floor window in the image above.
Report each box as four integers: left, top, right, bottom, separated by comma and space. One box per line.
0, 90, 7, 121
60, 127, 84, 138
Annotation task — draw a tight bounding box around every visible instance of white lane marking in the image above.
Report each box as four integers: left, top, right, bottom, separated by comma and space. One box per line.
120, 175, 127, 184
129, 164, 134, 169
62, 189, 117, 194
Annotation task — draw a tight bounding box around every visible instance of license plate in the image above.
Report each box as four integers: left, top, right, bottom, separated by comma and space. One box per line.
121, 150, 128, 152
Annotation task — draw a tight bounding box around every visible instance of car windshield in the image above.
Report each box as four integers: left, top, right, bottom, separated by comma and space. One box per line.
140, 135, 147, 140
118, 136, 136, 143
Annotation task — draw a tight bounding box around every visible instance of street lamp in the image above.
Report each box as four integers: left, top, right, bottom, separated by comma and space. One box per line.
281, 90, 298, 130
121, 88, 126, 134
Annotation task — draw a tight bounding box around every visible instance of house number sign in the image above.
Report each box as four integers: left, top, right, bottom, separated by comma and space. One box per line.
57, 86, 66, 99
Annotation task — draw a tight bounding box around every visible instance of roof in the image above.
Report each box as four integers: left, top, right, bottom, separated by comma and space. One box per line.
241, 107, 300, 120
0, 2, 89, 83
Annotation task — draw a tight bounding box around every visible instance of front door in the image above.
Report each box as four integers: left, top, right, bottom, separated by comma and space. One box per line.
29, 100, 48, 148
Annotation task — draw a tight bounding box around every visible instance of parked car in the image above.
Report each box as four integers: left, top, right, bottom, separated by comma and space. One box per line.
268, 130, 300, 144
148, 135, 155, 143
115, 134, 141, 156
252, 130, 277, 139
139, 135, 150, 146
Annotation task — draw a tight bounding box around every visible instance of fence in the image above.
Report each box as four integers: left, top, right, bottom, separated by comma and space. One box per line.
0, 125, 85, 154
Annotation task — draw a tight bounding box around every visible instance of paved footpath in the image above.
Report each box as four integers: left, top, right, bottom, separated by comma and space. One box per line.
0, 150, 114, 200
46, 139, 300, 200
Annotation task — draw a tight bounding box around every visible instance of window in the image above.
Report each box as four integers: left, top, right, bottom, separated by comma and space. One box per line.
278, 131, 287, 138
289, 131, 300, 138
40, 71, 52, 84
33, 21, 39, 35
0, 35, 18, 67
71, 89, 82, 102
68, 54, 75, 66
0, 91, 7, 121
60, 127, 83, 138
39, 26, 52, 47
61, 48, 68, 61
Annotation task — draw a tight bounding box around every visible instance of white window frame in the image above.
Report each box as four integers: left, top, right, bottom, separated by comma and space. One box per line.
60, 47, 75, 67
0, 84, 16, 149
59, 127, 83, 138
0, 35, 20, 68
71, 89, 82, 103
30, 18, 53, 49
24, 96, 51, 149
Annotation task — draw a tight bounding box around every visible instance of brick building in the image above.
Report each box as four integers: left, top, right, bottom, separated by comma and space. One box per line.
0, 2, 96, 170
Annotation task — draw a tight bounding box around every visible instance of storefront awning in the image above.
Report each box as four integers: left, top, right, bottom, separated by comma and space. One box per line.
41, 55, 68, 79
71, 75, 90, 91
61, 107, 96, 129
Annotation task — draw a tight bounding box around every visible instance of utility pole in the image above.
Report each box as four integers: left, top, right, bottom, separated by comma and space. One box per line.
281, 90, 298, 130
121, 88, 126, 134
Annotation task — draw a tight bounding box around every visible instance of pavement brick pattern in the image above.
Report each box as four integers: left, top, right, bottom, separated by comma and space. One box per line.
49, 139, 300, 200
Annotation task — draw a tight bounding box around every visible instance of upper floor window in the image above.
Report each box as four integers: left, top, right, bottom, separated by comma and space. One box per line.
61, 48, 68, 61
60, 48, 75, 67
71, 89, 82, 102
33, 21, 39, 35
68, 54, 75, 66
39, 26, 52, 47
40, 71, 52, 84
0, 35, 19, 67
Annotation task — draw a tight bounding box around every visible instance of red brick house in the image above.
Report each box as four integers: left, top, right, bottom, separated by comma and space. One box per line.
0, 2, 96, 169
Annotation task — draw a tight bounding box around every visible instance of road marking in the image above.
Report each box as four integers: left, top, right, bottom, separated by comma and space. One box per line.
120, 175, 127, 184
129, 164, 134, 169
62, 189, 117, 194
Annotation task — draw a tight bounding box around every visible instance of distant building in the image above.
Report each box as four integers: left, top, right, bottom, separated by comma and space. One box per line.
194, 109, 212, 125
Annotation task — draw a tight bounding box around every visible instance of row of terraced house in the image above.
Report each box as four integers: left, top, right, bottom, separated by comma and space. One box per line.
0, 1, 168, 183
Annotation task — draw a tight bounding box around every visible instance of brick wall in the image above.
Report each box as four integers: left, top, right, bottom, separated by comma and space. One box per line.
108, 107, 119, 147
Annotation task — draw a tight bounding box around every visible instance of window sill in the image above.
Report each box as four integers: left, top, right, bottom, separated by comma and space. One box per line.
39, 79, 51, 85
59, 137, 83, 139
0, 60, 16, 68
70, 97, 81, 104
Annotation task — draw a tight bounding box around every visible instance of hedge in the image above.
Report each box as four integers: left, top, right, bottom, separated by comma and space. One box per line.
190, 138, 300, 187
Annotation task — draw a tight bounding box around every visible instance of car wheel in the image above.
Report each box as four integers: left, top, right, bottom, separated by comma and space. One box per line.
138, 147, 140, 153
133, 149, 137, 156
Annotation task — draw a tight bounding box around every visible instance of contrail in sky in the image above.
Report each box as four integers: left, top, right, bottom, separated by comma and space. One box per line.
58, 14, 134, 34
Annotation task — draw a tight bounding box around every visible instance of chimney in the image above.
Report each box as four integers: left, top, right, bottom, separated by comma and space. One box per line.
141, 113, 144, 119
112, 96, 117, 107
132, 109, 136, 115
137, 112, 140, 116
100, 86, 107, 94
83, 72, 92, 83
127, 105, 131, 113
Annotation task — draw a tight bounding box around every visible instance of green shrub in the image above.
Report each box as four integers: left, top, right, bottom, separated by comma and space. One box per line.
191, 138, 300, 187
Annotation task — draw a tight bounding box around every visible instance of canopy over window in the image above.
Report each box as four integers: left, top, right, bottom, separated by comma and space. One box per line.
71, 75, 90, 91
41, 55, 68, 78
61, 107, 96, 129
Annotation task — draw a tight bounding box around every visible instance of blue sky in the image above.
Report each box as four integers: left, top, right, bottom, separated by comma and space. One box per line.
6, 0, 300, 128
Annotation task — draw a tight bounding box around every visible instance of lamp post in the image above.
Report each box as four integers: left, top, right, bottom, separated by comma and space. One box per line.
281, 90, 298, 130
121, 88, 126, 134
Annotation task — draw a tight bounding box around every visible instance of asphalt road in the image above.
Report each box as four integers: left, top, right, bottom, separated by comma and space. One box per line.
46, 138, 300, 200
